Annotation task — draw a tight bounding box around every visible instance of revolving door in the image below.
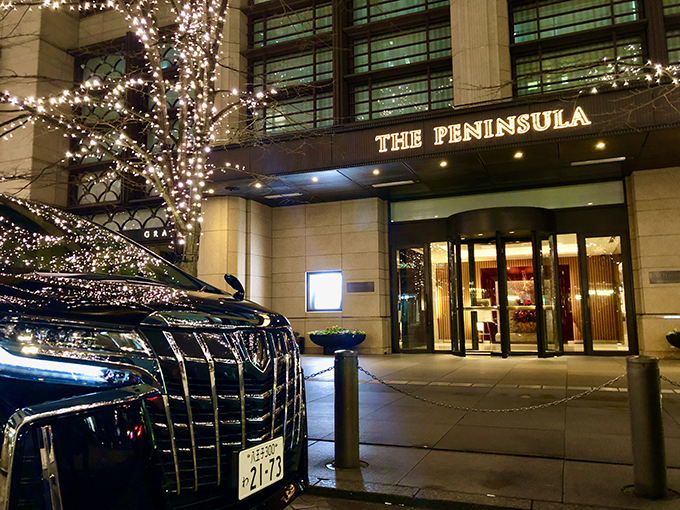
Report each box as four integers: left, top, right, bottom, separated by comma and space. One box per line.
448, 208, 561, 357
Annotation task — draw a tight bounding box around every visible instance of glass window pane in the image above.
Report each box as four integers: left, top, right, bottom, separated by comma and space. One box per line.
511, 0, 641, 43
663, 0, 680, 16
515, 36, 643, 96
351, 23, 451, 73
351, 70, 452, 121
430, 242, 451, 351
586, 236, 628, 351
556, 234, 584, 353
257, 92, 333, 134
668, 29, 680, 65
462, 242, 501, 353
506, 240, 537, 353
82, 55, 126, 81
541, 236, 560, 352
397, 247, 428, 350
253, 3, 332, 47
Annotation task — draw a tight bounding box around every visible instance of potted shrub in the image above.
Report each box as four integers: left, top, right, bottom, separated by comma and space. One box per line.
667, 329, 680, 348
308, 326, 366, 355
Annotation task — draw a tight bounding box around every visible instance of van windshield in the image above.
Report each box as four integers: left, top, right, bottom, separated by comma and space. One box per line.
0, 195, 207, 292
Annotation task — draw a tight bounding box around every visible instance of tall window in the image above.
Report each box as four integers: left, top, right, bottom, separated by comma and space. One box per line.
351, 0, 449, 25
249, 2, 333, 134
510, 0, 646, 96
348, 2, 453, 121
665, 1, 680, 64
246, 0, 453, 131
67, 37, 173, 239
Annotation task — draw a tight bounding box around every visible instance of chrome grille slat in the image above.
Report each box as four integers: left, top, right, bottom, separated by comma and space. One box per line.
293, 344, 301, 445
270, 341, 278, 439
163, 332, 200, 491
283, 351, 290, 448
193, 332, 221, 486
151, 327, 302, 493
161, 394, 182, 494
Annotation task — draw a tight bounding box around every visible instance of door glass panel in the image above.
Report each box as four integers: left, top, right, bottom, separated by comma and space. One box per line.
462, 241, 501, 353
397, 248, 428, 350
506, 240, 537, 353
430, 242, 451, 351
541, 236, 560, 352
556, 234, 584, 352
585, 236, 628, 351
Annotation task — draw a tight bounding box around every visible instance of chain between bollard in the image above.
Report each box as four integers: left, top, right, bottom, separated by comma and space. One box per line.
304, 366, 334, 380
357, 366, 627, 413
660, 374, 680, 389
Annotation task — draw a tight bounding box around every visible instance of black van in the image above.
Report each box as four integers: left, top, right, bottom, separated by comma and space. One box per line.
0, 194, 307, 510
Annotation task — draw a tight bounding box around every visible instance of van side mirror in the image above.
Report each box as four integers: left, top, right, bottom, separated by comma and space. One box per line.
224, 274, 245, 301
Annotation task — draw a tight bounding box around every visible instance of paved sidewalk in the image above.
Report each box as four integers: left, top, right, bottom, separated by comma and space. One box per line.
301, 354, 680, 510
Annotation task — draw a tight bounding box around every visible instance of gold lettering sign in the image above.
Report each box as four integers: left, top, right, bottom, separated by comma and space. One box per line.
376, 107, 591, 152
375, 130, 422, 153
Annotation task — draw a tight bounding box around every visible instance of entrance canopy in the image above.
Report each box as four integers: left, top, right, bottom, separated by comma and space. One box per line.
209, 87, 680, 206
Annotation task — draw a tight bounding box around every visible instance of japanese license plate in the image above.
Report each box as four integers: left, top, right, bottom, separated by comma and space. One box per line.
238, 437, 284, 500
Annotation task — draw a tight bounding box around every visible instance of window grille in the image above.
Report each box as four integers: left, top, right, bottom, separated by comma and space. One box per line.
352, 70, 452, 121
253, 49, 333, 91
255, 92, 333, 134
352, 23, 451, 74
663, 0, 680, 16
668, 28, 680, 64
351, 0, 448, 26
515, 36, 643, 95
252, 3, 332, 48
511, 0, 641, 44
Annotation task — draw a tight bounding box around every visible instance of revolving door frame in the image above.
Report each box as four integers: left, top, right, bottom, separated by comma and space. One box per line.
448, 207, 562, 358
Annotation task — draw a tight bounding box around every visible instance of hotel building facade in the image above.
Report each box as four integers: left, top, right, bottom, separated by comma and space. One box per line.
2, 0, 680, 358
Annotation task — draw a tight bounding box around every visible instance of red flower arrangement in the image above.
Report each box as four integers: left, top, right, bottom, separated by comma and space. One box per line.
512, 299, 536, 323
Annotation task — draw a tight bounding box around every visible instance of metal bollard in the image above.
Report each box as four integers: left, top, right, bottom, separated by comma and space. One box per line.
626, 355, 667, 499
334, 350, 360, 469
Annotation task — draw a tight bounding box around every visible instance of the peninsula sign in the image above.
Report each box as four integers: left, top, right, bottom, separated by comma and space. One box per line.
375, 107, 592, 153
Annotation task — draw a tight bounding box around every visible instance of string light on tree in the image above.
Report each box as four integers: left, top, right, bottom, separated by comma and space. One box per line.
0, 0, 275, 276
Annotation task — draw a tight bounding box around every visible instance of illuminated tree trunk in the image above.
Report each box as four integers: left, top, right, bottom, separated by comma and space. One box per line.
177, 225, 201, 277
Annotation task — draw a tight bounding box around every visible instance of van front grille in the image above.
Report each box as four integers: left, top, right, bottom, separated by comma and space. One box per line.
144, 327, 303, 493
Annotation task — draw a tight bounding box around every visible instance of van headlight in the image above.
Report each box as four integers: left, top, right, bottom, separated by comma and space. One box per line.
0, 318, 150, 386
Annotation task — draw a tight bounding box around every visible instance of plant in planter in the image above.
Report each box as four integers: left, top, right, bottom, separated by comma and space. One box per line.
666, 329, 680, 349
511, 299, 537, 333
307, 326, 366, 355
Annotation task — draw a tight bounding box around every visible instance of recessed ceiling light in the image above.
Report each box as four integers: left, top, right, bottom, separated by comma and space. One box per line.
588, 202, 593, 205
254, 182, 262, 188
312, 176, 319, 182
509, 231, 515, 234
596, 142, 606, 149
514, 151, 523, 159
477, 233, 484, 236
440, 161, 448, 167
372, 180, 415, 188
372, 169, 380, 175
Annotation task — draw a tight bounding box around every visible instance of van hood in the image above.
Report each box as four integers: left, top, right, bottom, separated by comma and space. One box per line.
0, 272, 287, 328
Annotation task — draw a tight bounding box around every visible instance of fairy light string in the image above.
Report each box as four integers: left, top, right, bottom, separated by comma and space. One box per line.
0, 0, 275, 273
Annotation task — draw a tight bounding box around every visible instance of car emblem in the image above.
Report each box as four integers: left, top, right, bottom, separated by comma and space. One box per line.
242, 331, 270, 372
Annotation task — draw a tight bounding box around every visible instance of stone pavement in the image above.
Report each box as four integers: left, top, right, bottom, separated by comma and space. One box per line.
300, 354, 680, 510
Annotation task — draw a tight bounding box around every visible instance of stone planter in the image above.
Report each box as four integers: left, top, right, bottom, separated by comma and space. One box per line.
667, 333, 680, 349
518, 322, 537, 333
308, 333, 366, 355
